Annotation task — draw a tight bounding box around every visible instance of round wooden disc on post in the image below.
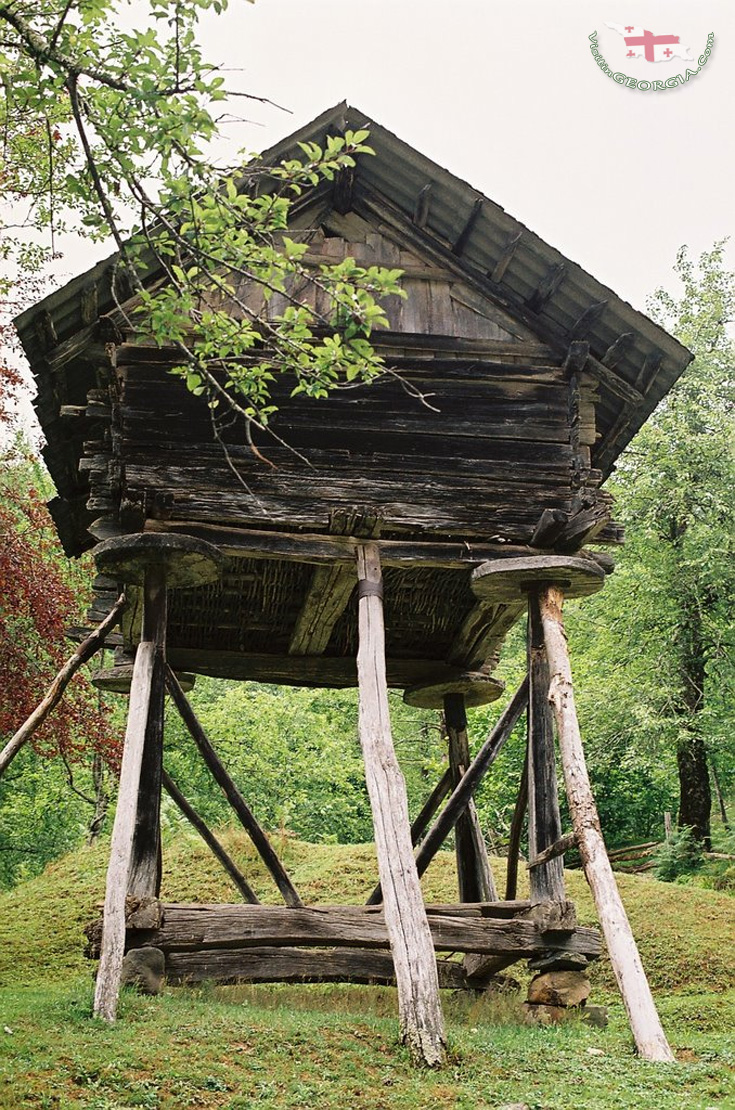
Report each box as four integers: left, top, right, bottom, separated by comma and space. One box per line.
403, 672, 504, 710
471, 555, 605, 603
92, 533, 224, 588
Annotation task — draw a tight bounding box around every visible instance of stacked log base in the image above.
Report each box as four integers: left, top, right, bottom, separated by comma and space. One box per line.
86, 900, 601, 992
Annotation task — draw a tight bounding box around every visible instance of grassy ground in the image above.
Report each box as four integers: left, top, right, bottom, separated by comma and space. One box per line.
0, 832, 733, 1109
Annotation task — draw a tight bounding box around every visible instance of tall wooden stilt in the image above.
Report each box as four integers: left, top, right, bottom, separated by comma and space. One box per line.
356, 542, 446, 1067
128, 566, 167, 898
526, 591, 566, 905
93, 640, 156, 1022
91, 532, 224, 1023
539, 584, 674, 1063
444, 693, 496, 902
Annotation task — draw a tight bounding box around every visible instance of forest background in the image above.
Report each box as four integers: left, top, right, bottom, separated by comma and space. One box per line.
0, 0, 733, 892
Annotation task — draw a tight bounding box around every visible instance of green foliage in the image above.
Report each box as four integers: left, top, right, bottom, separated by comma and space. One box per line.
161, 679, 444, 846
653, 827, 705, 882
0, 1, 406, 430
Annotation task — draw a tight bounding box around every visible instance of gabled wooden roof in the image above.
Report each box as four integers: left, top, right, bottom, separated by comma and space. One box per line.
15, 101, 692, 558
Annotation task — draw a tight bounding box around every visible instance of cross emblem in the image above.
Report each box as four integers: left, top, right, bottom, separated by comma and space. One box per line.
625, 26, 635, 33
624, 29, 680, 61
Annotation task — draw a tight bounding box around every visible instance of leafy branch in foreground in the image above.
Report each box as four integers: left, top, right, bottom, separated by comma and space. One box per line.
0, 0, 405, 441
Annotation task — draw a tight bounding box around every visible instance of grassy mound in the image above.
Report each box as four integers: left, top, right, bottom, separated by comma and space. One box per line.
0, 827, 733, 994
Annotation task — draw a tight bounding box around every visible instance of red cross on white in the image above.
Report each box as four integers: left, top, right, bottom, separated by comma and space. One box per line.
605, 23, 695, 63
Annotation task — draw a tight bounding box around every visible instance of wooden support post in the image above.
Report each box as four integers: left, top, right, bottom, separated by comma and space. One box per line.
356, 542, 446, 1068
0, 595, 125, 780
161, 769, 260, 904
367, 678, 528, 905
527, 591, 566, 905
444, 693, 496, 903
411, 769, 452, 846
539, 585, 674, 1063
165, 666, 303, 908
128, 566, 167, 898
93, 641, 156, 1022
504, 756, 528, 901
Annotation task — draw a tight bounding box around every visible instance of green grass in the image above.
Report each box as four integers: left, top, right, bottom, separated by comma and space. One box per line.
0, 831, 734, 1108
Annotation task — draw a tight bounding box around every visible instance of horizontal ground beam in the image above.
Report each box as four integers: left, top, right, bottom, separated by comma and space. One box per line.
165, 946, 472, 989
108, 902, 601, 959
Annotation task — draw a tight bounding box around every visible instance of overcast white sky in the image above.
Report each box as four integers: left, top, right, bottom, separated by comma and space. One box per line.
13, 0, 734, 427
41, 0, 735, 314
188, 0, 732, 314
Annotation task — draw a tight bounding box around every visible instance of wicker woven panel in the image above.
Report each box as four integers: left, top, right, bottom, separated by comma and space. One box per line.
329, 565, 476, 660
166, 557, 313, 655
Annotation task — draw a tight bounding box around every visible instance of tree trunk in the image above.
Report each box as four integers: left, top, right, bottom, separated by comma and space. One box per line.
675, 592, 711, 847
356, 542, 446, 1068
677, 732, 712, 848
527, 591, 566, 904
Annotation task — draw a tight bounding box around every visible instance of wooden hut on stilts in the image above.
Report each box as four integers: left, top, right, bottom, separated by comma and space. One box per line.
10, 104, 692, 1066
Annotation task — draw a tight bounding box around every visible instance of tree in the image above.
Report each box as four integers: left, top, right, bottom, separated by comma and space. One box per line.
603, 245, 735, 847
0, 0, 405, 446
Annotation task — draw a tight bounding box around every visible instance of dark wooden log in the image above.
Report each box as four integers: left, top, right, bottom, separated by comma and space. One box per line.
144, 520, 554, 570
161, 769, 260, 904
128, 566, 167, 899
289, 511, 377, 656
585, 352, 643, 405
93, 641, 156, 1022
0, 595, 125, 779
164, 946, 471, 989
527, 263, 566, 314
166, 648, 468, 691
165, 667, 303, 908
333, 165, 355, 215
539, 585, 674, 1063
112, 902, 601, 959
355, 542, 446, 1066
452, 198, 483, 257
526, 591, 566, 905
288, 563, 356, 655
444, 693, 496, 903
527, 832, 577, 870
369, 679, 529, 905
602, 333, 635, 369
490, 230, 522, 283
448, 601, 525, 671
529, 509, 568, 549
413, 183, 433, 228
569, 300, 608, 341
